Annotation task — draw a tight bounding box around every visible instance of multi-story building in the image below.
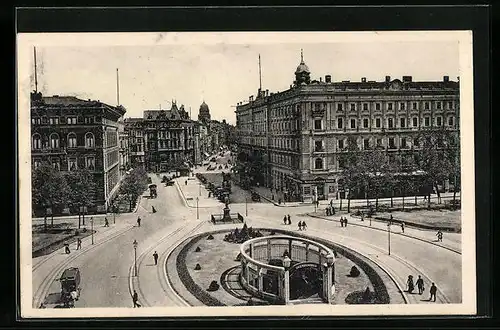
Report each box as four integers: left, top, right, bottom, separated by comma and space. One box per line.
124, 118, 145, 169
118, 118, 130, 177
236, 53, 460, 202
30, 92, 126, 214
143, 101, 197, 172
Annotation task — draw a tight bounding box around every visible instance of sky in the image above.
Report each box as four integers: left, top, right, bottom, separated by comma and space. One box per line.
26, 33, 460, 125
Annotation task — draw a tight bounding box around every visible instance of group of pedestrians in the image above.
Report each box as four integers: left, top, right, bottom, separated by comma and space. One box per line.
407, 275, 438, 302
283, 214, 291, 225
298, 221, 308, 231
340, 216, 348, 227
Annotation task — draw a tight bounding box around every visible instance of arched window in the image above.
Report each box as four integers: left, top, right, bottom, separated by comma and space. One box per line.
49, 133, 59, 149
314, 158, 323, 170
32, 134, 41, 150
67, 133, 77, 148
85, 132, 95, 148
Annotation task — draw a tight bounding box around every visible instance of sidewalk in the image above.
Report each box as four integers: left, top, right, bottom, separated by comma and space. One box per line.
308, 213, 461, 254
250, 185, 460, 209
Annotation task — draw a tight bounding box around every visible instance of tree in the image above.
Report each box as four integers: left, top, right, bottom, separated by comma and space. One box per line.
414, 127, 459, 207
359, 150, 391, 211
339, 137, 364, 213
119, 168, 148, 212
64, 169, 96, 228
32, 162, 69, 228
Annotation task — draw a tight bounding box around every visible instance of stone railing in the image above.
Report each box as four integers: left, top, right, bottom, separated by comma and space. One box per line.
239, 235, 335, 305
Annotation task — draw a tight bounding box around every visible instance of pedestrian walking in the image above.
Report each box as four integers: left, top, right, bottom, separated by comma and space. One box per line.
390, 214, 394, 225
340, 217, 344, 227
429, 282, 437, 302
185, 180, 187, 185
407, 275, 414, 294
287, 215, 291, 225
416, 275, 425, 295
283, 215, 287, 225
361, 213, 364, 222
152, 206, 156, 213
344, 217, 348, 227
137, 217, 141, 227
76, 238, 82, 250
132, 290, 141, 308
302, 221, 307, 231
436, 230, 443, 242
298, 221, 302, 231
153, 251, 159, 265
104, 217, 109, 227
401, 222, 405, 233
64, 243, 71, 254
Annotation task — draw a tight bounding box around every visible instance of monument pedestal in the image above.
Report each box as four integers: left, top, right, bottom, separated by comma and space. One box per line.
223, 207, 231, 221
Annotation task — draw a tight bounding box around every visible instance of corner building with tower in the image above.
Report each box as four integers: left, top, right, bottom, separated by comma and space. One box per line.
235, 52, 460, 203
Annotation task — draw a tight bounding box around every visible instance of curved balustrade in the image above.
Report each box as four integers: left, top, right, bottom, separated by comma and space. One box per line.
239, 235, 336, 305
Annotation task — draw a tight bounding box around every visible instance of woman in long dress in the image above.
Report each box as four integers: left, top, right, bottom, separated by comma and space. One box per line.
407, 275, 415, 293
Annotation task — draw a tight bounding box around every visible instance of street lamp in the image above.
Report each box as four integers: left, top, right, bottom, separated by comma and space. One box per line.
199, 182, 201, 196
325, 253, 335, 304
133, 239, 138, 276
245, 196, 248, 216
387, 221, 391, 255
282, 255, 291, 305
90, 217, 94, 245
196, 197, 199, 219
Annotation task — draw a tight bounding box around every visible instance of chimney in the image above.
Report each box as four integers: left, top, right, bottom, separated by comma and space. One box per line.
325, 75, 331, 83
361, 77, 366, 83
403, 76, 412, 82
385, 76, 391, 82
443, 76, 449, 82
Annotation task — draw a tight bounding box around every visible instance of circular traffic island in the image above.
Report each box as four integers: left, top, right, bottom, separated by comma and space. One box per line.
166, 227, 404, 306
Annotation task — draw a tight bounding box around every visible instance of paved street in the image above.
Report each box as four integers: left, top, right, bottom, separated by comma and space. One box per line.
32, 166, 462, 308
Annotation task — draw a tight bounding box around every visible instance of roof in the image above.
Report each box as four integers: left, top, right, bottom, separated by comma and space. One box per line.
295, 60, 310, 74
32, 94, 126, 117
42, 96, 100, 106
60, 267, 79, 280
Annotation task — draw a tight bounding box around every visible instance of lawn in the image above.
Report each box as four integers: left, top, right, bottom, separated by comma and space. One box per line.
32, 223, 94, 257
377, 209, 461, 231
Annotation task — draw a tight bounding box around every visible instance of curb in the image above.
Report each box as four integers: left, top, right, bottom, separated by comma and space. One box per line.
307, 214, 461, 255
350, 214, 459, 233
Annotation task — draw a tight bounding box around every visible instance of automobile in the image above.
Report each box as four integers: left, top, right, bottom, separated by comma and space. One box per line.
59, 267, 81, 308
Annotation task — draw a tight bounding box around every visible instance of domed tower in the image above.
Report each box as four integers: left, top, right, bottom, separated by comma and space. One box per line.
198, 101, 211, 123
294, 49, 311, 86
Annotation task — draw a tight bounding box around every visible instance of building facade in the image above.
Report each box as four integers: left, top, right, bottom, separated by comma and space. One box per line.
124, 118, 146, 169
143, 102, 197, 172
118, 118, 130, 177
31, 92, 126, 213
235, 55, 460, 202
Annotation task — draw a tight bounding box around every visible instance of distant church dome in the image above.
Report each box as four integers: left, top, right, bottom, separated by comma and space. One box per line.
199, 101, 210, 112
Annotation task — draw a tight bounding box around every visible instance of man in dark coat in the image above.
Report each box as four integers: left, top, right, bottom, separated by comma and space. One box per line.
429, 282, 437, 302
137, 217, 141, 227
132, 290, 141, 307
416, 275, 425, 295
287, 214, 291, 225
153, 251, 159, 265
283, 215, 287, 225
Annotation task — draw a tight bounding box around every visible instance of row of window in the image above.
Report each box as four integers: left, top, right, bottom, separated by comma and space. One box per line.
32, 132, 95, 150
315, 115, 455, 130
334, 100, 455, 112
106, 150, 119, 168
31, 116, 96, 125
33, 156, 96, 171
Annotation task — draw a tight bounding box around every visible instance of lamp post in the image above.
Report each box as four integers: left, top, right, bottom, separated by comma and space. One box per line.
199, 182, 201, 196
133, 239, 138, 276
282, 255, 291, 305
245, 196, 248, 216
90, 217, 94, 245
325, 253, 335, 304
196, 197, 199, 219
387, 222, 391, 255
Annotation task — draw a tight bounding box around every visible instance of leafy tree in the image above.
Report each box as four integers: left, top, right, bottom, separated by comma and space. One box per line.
414, 127, 459, 207
32, 162, 69, 228
359, 150, 391, 211
64, 169, 96, 228
119, 168, 148, 212
338, 137, 364, 213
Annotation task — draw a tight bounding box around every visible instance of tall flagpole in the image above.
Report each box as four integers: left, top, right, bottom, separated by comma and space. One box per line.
116, 68, 120, 106
34, 47, 38, 93
258, 54, 262, 91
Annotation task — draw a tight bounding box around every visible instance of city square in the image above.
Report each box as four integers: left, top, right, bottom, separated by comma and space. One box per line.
19, 31, 474, 317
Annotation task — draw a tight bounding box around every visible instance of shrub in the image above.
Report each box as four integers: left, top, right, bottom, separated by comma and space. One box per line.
194, 263, 201, 270
349, 265, 361, 277
207, 234, 214, 240
207, 280, 220, 291
195, 246, 201, 252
